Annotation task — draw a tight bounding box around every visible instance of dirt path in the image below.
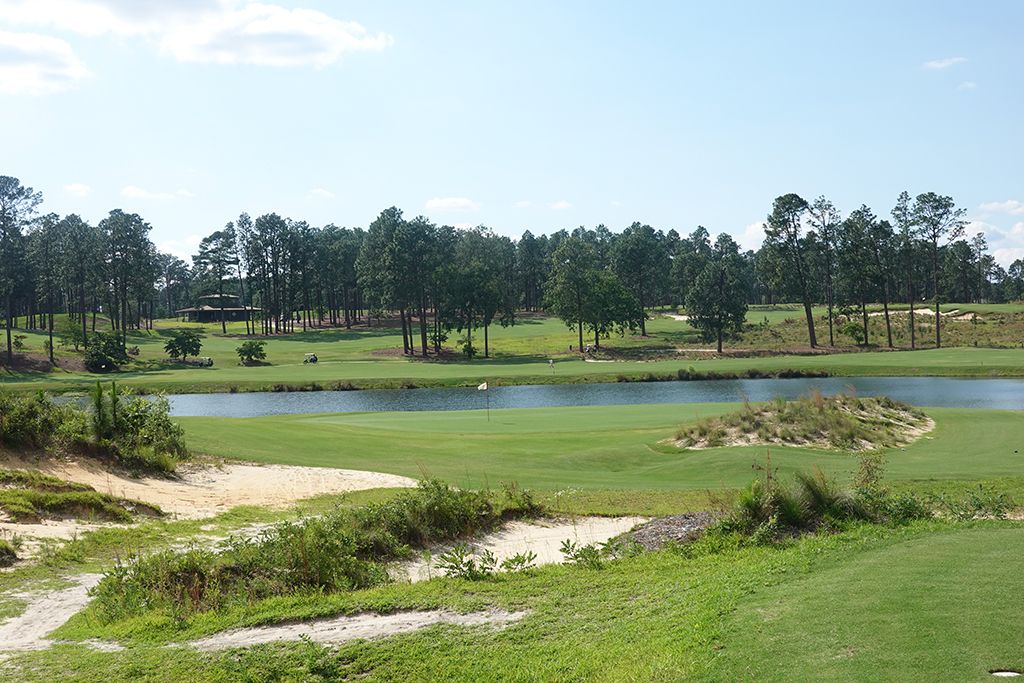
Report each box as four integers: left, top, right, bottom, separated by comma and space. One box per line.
400, 516, 646, 582
0, 573, 103, 653
188, 608, 527, 651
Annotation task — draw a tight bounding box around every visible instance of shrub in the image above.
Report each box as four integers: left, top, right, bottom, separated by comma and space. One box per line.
0, 391, 90, 452
85, 331, 128, 372
164, 329, 202, 360
560, 540, 604, 570
92, 479, 528, 621
436, 544, 497, 580
57, 316, 86, 351
0, 540, 16, 567
12, 335, 26, 351
236, 339, 267, 364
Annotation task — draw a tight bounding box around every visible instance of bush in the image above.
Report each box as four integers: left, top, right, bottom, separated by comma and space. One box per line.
236, 339, 267, 364
92, 479, 537, 620
0, 540, 16, 567
0, 391, 90, 452
57, 316, 86, 351
85, 331, 129, 372
436, 544, 497, 580
164, 329, 203, 360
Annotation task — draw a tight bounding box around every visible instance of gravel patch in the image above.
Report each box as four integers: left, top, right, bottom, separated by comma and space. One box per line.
624, 512, 716, 550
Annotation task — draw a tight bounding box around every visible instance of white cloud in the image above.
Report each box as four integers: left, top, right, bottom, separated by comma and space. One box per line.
0, 30, 90, 95
957, 81, 977, 90
610, 200, 623, 207
157, 234, 203, 262
965, 220, 1024, 267
736, 221, 766, 251
550, 199, 572, 210
63, 182, 92, 197
308, 187, 335, 199
513, 200, 532, 208
425, 197, 480, 212
923, 56, 967, 70
121, 185, 194, 200
979, 200, 1024, 216
0, 1, 393, 67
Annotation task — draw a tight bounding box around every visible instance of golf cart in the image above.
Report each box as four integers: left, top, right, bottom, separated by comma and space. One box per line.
303, 353, 318, 364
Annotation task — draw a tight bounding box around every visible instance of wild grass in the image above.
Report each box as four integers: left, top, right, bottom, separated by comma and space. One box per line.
0, 538, 17, 567
89, 479, 542, 622
0, 467, 161, 524
675, 391, 930, 450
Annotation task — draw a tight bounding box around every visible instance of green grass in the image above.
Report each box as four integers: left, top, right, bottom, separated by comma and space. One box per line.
4, 308, 1024, 394
9, 520, 1022, 681
178, 403, 1024, 493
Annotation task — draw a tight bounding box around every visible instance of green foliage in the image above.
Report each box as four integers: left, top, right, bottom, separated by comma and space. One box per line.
436, 543, 498, 580
0, 466, 160, 524
0, 391, 90, 451
56, 316, 86, 351
90, 479, 535, 621
839, 320, 865, 345
927, 485, 1013, 521
163, 329, 202, 360
560, 539, 604, 569
84, 331, 129, 372
0, 539, 16, 567
12, 334, 26, 351
89, 383, 187, 472
235, 339, 266, 364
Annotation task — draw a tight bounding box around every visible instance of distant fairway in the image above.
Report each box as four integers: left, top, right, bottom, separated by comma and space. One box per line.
179, 403, 1024, 492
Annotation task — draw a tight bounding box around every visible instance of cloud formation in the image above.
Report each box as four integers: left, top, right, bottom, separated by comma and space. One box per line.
121, 185, 193, 200
63, 182, 92, 197
0, 1, 393, 68
0, 30, 90, 94
308, 187, 335, 199
923, 56, 967, 70
425, 197, 480, 212
979, 200, 1024, 216
550, 199, 572, 210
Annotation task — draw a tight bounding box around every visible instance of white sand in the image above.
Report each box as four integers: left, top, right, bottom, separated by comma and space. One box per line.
400, 516, 646, 582
2, 457, 417, 520
188, 608, 526, 651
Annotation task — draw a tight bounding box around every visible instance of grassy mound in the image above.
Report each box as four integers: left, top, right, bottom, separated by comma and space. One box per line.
0, 467, 161, 524
674, 393, 931, 451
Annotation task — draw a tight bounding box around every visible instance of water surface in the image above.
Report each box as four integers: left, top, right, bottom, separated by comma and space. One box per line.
165, 377, 1024, 417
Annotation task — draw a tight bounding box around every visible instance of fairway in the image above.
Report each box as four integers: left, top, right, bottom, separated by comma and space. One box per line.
710, 525, 1024, 681
179, 403, 1024, 492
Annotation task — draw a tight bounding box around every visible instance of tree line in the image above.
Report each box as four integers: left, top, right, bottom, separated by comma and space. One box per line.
2, 173, 1022, 366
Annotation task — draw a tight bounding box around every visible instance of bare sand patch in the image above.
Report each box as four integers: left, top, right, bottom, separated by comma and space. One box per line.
663, 313, 690, 321
399, 516, 646, 582
0, 573, 102, 653
187, 608, 527, 651
0, 457, 417, 520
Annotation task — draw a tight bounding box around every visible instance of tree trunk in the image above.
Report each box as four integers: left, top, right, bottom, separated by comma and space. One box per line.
933, 242, 941, 349
4, 293, 12, 366
881, 279, 893, 348
47, 299, 54, 364
717, 325, 723, 353
861, 300, 868, 346
826, 284, 834, 347
484, 323, 489, 358
802, 301, 817, 348
419, 298, 428, 357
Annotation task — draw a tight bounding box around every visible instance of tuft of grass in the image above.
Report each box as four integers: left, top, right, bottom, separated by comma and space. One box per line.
0, 467, 161, 524
0, 538, 17, 567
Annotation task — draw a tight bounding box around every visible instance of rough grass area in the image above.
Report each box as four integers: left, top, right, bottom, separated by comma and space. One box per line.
89, 480, 540, 621
0, 538, 17, 567
0, 467, 161, 524
674, 393, 932, 451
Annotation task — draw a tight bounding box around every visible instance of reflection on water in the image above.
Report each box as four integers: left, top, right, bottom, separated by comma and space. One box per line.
165, 377, 1024, 417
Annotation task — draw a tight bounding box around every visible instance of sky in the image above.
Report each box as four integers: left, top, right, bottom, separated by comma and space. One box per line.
1, 0, 1023, 266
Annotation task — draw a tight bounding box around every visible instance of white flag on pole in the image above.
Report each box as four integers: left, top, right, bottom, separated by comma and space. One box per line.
477, 382, 488, 391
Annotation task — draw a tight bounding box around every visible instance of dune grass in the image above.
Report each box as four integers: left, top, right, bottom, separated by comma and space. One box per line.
0, 467, 160, 524
673, 394, 930, 450
178, 403, 1024, 494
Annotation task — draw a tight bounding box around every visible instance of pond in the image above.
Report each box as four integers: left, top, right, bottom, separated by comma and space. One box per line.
164, 377, 1024, 417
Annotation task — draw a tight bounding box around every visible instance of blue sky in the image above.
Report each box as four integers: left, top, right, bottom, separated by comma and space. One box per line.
2, 1, 1023, 265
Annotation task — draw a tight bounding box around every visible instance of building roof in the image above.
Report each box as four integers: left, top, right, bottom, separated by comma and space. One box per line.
198, 293, 241, 300
176, 305, 258, 313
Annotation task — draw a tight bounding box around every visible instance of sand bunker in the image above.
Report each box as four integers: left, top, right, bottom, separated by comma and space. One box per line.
2, 457, 416, 520
188, 608, 526, 651
400, 516, 646, 582
663, 313, 690, 321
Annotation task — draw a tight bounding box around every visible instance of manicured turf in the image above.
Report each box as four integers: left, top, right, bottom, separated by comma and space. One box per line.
178, 403, 1024, 492
710, 524, 1024, 681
